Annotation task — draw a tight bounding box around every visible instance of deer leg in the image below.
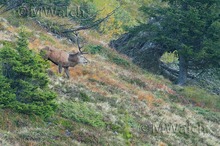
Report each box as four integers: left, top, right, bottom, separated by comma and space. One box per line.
64, 67, 70, 79
58, 64, 62, 74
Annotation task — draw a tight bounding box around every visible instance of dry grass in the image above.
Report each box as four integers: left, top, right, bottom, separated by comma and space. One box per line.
1, 15, 220, 146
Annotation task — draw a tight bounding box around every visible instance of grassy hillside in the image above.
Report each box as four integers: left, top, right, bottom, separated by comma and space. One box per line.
0, 9, 220, 146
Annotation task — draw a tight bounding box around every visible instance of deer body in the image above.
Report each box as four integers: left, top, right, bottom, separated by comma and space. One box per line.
41, 46, 88, 78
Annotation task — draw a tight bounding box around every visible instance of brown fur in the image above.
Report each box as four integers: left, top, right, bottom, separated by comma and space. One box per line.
41, 46, 88, 78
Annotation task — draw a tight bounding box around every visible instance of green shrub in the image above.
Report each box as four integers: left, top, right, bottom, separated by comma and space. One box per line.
194, 107, 220, 123
178, 86, 220, 111
0, 30, 57, 118
110, 56, 130, 68
5, 15, 21, 27
60, 102, 105, 127
79, 91, 91, 102
122, 112, 133, 145
39, 33, 55, 43
160, 51, 178, 64
85, 45, 103, 54
120, 75, 146, 88
86, 45, 131, 68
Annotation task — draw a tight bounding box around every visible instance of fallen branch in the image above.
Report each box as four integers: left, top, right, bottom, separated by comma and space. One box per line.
62, 6, 120, 33
160, 61, 196, 79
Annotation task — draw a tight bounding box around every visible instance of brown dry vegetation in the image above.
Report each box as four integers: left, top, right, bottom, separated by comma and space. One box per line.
0, 16, 220, 146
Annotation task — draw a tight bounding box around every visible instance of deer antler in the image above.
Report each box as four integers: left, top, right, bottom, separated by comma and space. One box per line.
74, 32, 88, 54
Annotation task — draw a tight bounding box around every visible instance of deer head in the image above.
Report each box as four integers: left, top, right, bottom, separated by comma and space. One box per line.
68, 32, 89, 64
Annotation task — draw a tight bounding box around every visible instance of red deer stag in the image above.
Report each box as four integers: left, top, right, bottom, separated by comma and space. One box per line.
40, 33, 88, 78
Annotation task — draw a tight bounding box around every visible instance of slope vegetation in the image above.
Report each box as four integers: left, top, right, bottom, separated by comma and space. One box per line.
0, 16, 219, 146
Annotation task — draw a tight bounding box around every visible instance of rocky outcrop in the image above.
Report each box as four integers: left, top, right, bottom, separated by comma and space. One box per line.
110, 32, 165, 73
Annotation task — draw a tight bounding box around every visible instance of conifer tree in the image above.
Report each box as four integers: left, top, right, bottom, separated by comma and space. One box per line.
0, 30, 57, 117
138, 0, 220, 85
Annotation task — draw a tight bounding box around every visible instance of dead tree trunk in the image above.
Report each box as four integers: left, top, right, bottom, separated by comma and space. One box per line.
178, 54, 188, 85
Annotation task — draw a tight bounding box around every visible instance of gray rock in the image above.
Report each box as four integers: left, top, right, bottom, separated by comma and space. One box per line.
0, 17, 7, 23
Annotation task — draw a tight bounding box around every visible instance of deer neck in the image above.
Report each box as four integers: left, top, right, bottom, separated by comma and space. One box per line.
68, 53, 79, 62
